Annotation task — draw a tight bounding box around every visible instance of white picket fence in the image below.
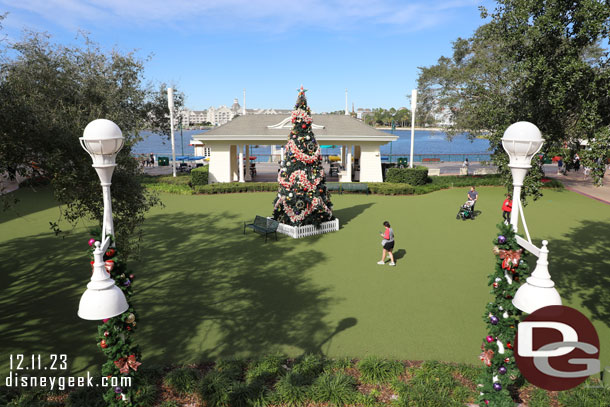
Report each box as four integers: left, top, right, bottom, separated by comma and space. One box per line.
273, 218, 340, 239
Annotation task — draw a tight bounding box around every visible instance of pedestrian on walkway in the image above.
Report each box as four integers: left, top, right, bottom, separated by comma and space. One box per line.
377, 221, 395, 266
574, 153, 580, 171
149, 152, 155, 167
502, 194, 512, 224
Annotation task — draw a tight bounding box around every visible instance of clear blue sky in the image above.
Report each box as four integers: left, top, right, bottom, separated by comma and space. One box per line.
0, 0, 490, 112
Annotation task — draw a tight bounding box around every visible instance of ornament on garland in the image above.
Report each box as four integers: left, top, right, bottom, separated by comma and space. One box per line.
498, 366, 507, 375
114, 355, 141, 374
497, 235, 506, 244
105, 248, 117, 258
104, 331, 110, 337
100, 339, 108, 349
486, 335, 494, 343
493, 382, 502, 391
88, 238, 96, 246
114, 387, 122, 394
125, 313, 135, 324
479, 349, 494, 367
490, 315, 499, 325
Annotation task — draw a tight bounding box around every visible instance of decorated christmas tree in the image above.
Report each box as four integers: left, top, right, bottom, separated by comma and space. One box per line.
273, 87, 334, 227
477, 222, 532, 406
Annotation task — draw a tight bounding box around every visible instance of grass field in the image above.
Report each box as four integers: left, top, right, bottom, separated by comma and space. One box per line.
0, 185, 608, 379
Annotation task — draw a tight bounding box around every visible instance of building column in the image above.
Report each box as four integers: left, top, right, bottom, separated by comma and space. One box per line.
238, 144, 245, 182
245, 145, 251, 181
359, 142, 383, 182
230, 145, 238, 181
347, 144, 353, 182
208, 143, 232, 183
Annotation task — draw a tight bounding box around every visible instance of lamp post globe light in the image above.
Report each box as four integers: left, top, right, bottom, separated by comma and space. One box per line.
78, 119, 129, 320
501, 121, 561, 314
501, 121, 543, 232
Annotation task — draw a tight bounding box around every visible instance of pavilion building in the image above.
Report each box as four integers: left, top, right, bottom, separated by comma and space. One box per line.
191, 114, 397, 183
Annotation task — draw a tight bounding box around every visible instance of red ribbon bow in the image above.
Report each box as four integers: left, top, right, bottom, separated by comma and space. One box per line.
479, 349, 494, 367
114, 355, 141, 374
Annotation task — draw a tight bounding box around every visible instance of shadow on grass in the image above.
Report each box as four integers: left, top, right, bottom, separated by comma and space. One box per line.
550, 220, 610, 328
393, 249, 406, 261
134, 211, 354, 365
0, 229, 100, 376
334, 203, 374, 228
0, 186, 59, 224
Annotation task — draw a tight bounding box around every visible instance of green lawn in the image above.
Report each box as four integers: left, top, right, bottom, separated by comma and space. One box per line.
0, 186, 608, 378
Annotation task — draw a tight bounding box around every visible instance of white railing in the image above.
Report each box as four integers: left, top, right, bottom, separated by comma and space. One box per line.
274, 218, 340, 239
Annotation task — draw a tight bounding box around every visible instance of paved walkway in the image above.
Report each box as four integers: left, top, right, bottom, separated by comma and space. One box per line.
543, 164, 610, 205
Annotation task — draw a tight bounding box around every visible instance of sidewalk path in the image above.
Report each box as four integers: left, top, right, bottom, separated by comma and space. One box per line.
544, 164, 610, 205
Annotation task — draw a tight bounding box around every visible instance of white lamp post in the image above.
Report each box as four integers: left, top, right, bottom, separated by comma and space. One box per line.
501, 121, 561, 313
78, 119, 129, 320
168, 87, 177, 178
409, 89, 417, 168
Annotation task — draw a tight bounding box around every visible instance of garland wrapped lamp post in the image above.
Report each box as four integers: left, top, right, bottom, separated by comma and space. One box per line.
79, 119, 141, 405
478, 122, 562, 406
501, 122, 562, 314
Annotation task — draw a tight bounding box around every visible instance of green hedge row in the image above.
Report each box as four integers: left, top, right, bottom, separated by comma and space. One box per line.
385, 166, 429, 185
191, 166, 209, 186
367, 182, 415, 195
193, 182, 279, 194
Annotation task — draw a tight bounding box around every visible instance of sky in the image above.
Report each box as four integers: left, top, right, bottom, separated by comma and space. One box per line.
0, 0, 491, 112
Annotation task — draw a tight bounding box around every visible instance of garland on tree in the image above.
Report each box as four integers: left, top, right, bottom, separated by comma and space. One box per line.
87, 235, 141, 406
477, 222, 532, 407
273, 87, 334, 227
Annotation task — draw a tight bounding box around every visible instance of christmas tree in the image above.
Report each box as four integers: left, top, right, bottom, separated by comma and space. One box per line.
477, 222, 532, 406
273, 87, 334, 227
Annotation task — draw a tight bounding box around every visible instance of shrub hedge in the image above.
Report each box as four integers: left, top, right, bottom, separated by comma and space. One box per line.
385, 166, 429, 185
191, 166, 209, 186
367, 183, 415, 195
193, 182, 278, 194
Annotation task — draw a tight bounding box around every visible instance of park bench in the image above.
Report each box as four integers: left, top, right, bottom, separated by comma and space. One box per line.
428, 168, 441, 176
422, 158, 441, 162
341, 183, 369, 195
244, 216, 279, 242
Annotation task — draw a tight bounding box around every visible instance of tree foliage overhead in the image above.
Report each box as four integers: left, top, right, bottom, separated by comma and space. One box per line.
418, 0, 610, 188
0, 28, 183, 255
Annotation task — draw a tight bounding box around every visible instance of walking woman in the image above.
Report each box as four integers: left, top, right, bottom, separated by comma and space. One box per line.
377, 221, 395, 266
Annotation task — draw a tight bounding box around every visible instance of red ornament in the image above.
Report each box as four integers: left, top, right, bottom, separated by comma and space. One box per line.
104, 330, 110, 337
504, 357, 510, 363
492, 282, 498, 288
100, 340, 108, 349
302, 124, 306, 128
507, 342, 513, 349
127, 326, 132, 331
129, 274, 135, 280
105, 248, 116, 258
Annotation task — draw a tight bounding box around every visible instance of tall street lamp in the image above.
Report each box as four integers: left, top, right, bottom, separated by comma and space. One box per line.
168, 87, 177, 177
78, 119, 129, 320
409, 89, 417, 168
501, 121, 561, 314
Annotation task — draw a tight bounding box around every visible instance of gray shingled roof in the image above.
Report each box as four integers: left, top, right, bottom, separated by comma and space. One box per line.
193, 114, 395, 141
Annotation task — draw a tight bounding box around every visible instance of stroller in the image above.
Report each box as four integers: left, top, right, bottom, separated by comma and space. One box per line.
456, 199, 475, 220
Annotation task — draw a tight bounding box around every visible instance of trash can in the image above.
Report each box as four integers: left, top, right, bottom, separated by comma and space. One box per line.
158, 157, 169, 166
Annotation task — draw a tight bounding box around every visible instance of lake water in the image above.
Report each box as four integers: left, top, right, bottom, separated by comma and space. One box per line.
133, 129, 491, 162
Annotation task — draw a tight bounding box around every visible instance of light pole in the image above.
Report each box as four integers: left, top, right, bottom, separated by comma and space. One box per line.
501, 121, 562, 314
409, 89, 417, 168
168, 87, 177, 177
78, 119, 129, 320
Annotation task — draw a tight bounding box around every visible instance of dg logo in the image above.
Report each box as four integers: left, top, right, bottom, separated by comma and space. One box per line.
514, 305, 601, 391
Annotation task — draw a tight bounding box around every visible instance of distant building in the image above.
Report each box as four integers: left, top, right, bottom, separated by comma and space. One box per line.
180, 98, 293, 127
